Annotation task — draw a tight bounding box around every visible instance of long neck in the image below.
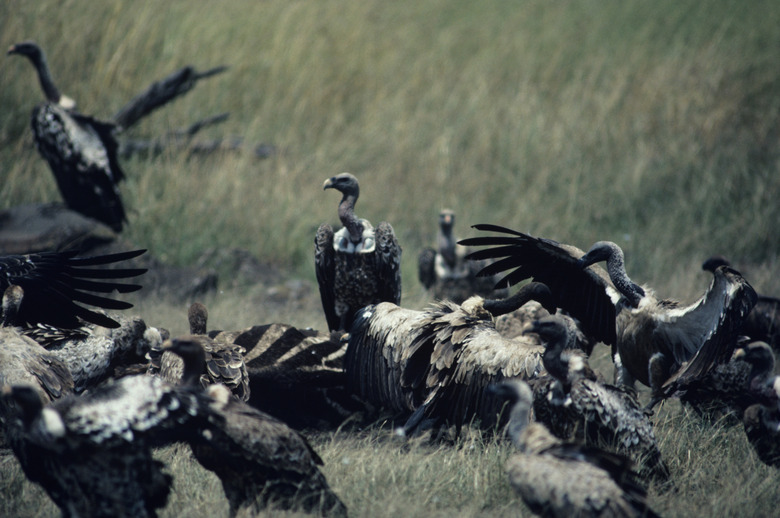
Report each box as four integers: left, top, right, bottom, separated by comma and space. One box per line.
604, 246, 645, 307
338, 193, 363, 243
438, 224, 457, 267
27, 50, 62, 104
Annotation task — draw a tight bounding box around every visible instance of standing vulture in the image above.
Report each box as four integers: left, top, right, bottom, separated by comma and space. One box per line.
462, 225, 757, 407
0, 248, 147, 329
417, 209, 508, 303
345, 282, 558, 436
703, 256, 780, 351
315, 173, 402, 332
8, 41, 127, 232
165, 337, 348, 517
490, 380, 660, 518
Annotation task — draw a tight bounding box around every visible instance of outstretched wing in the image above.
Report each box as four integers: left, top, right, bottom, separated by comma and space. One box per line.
660, 265, 757, 399
460, 224, 618, 345
0, 249, 147, 329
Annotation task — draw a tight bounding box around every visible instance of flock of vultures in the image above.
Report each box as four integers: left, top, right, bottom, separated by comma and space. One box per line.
1, 40, 779, 518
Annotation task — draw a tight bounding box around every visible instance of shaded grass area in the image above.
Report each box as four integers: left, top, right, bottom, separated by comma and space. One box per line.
3, 403, 780, 518
2, 1, 780, 517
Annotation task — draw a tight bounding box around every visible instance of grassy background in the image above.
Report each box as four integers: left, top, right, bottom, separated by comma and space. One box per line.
1, 0, 780, 516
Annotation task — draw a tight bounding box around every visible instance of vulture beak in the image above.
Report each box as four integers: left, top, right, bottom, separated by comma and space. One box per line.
323, 178, 335, 190
7, 44, 18, 55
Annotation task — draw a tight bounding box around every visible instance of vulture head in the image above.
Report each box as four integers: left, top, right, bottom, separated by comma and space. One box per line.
323, 172, 360, 199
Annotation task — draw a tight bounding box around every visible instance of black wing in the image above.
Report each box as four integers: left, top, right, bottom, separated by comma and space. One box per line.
0, 249, 147, 329
314, 223, 340, 332
460, 224, 618, 345
417, 247, 436, 290
373, 221, 402, 305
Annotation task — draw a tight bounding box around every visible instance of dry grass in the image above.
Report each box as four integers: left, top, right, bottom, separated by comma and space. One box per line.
2, 0, 780, 516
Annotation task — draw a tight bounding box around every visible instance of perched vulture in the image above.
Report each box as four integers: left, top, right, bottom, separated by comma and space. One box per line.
417, 209, 508, 303
315, 173, 402, 332
345, 283, 557, 436
526, 316, 669, 482
703, 255, 780, 351
491, 380, 660, 518
166, 337, 348, 517
8, 41, 127, 231
0, 248, 147, 329
462, 225, 757, 407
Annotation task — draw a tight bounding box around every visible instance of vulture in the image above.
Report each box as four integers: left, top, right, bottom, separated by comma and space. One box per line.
148, 303, 250, 401
345, 282, 558, 436
0, 339, 216, 518
743, 403, 780, 468
417, 209, 508, 303
315, 172, 402, 332
45, 315, 164, 393
0, 248, 147, 329
462, 225, 757, 407
167, 337, 348, 517
1, 385, 173, 518
661, 339, 776, 420
490, 380, 660, 518
0, 296, 75, 447
703, 255, 780, 351
526, 316, 670, 481
8, 41, 127, 232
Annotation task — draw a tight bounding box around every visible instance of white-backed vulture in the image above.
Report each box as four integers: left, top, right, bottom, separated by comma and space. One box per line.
462, 225, 757, 407
8, 41, 127, 232
418, 209, 508, 303
526, 316, 669, 481
165, 337, 348, 517
0, 248, 146, 329
345, 282, 557, 436
315, 173, 402, 332
490, 380, 661, 518
703, 255, 780, 351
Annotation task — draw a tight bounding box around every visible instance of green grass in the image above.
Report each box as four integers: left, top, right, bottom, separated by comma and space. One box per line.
2, 0, 780, 516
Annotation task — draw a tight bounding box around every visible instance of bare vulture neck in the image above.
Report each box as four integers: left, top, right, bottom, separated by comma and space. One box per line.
25, 49, 63, 105
338, 192, 364, 243
603, 245, 645, 308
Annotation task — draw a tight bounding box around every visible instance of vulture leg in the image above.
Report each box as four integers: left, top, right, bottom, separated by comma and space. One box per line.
647, 352, 673, 409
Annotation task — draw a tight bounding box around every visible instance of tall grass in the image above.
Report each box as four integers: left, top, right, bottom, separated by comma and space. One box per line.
1, 1, 780, 516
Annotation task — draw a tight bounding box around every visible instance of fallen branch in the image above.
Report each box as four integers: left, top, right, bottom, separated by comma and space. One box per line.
112, 65, 228, 132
